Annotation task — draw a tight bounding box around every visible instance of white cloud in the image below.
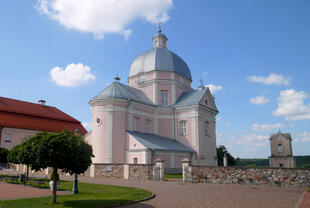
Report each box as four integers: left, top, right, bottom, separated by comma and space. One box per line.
50, 63, 95, 87
237, 134, 269, 147
202, 72, 208, 76
273, 89, 310, 121
250, 96, 270, 105
82, 122, 92, 131
246, 73, 290, 86
216, 117, 223, 121
35, 0, 173, 39
205, 84, 223, 94
252, 123, 285, 132
295, 131, 310, 143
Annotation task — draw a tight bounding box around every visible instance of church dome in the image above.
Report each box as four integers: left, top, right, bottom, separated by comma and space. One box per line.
129, 28, 192, 81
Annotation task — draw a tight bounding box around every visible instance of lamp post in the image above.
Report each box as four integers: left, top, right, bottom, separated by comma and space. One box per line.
72, 173, 79, 194
72, 128, 81, 194
223, 149, 228, 167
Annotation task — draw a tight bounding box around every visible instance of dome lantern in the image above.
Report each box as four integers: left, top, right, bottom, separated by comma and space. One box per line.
152, 25, 168, 48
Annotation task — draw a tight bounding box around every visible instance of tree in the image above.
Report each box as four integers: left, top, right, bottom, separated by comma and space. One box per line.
7, 140, 37, 179
0, 147, 9, 163
7, 145, 21, 164
19, 130, 93, 203
217, 145, 236, 166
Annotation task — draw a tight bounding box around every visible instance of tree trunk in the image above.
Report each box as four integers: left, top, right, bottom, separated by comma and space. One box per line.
52, 168, 58, 204
26, 165, 29, 180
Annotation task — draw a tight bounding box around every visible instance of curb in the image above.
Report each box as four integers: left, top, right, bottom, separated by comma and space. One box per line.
295, 189, 307, 208
102, 193, 156, 208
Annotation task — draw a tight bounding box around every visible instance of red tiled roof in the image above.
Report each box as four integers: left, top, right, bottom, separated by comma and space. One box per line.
0, 97, 87, 134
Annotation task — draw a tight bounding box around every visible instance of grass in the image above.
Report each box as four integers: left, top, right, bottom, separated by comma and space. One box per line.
0, 175, 50, 189
0, 180, 152, 208
307, 186, 310, 192
164, 174, 182, 179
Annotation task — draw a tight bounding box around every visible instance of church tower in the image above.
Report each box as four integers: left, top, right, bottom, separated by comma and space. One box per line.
269, 131, 296, 168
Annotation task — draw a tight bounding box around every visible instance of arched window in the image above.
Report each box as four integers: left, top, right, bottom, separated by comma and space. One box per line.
277, 144, 283, 153
204, 121, 209, 136
160, 90, 168, 107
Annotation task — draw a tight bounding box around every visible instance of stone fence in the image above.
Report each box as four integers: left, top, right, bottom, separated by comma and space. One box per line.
6, 159, 165, 181
182, 159, 310, 187
88, 158, 165, 180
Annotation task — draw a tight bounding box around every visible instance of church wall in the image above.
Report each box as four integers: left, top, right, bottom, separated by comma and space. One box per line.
157, 71, 171, 79
127, 152, 145, 164
0, 127, 37, 150
158, 118, 172, 138
91, 107, 110, 163
128, 135, 145, 150
174, 110, 199, 153
112, 109, 127, 163
197, 117, 217, 166
141, 84, 154, 103
131, 107, 154, 133
176, 86, 186, 101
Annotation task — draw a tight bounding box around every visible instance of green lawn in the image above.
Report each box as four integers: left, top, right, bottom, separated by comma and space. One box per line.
164, 174, 182, 179
0, 180, 152, 208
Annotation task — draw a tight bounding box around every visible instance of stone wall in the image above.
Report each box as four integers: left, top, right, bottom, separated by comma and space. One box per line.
191, 166, 310, 187
127, 164, 153, 180
89, 163, 155, 180
91, 164, 124, 178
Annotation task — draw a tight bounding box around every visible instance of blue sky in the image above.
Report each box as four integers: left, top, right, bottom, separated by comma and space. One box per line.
1, 0, 309, 158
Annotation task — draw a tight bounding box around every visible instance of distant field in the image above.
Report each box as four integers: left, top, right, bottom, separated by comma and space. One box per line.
239, 155, 310, 168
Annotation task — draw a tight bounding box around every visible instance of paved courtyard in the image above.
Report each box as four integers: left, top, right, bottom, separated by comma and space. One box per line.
0, 170, 307, 208
72, 176, 305, 208
0, 182, 68, 200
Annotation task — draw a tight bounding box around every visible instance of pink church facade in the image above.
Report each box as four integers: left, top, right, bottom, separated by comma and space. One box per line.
86, 28, 219, 172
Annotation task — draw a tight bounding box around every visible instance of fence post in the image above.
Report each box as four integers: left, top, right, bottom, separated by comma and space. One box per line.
154, 158, 164, 181
124, 164, 129, 179
182, 158, 192, 183
90, 164, 96, 177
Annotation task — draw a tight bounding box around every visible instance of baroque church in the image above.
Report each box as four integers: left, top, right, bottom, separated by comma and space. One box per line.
86, 28, 219, 172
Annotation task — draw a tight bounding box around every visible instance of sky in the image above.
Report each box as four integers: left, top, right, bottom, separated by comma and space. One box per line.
0, 0, 309, 158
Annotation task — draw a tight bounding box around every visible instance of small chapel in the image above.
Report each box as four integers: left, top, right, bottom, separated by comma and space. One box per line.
269, 130, 296, 168
86, 28, 219, 172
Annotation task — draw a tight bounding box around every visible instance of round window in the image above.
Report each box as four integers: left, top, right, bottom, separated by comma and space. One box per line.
96, 117, 102, 126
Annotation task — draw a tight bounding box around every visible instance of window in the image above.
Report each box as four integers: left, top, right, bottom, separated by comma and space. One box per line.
179, 77, 184, 84
4, 133, 11, 142
277, 144, 283, 153
134, 117, 139, 131
204, 121, 209, 136
145, 120, 150, 133
160, 91, 168, 107
180, 120, 187, 136
155, 41, 159, 47
279, 163, 283, 168
133, 157, 138, 164
96, 117, 102, 126
205, 99, 208, 105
